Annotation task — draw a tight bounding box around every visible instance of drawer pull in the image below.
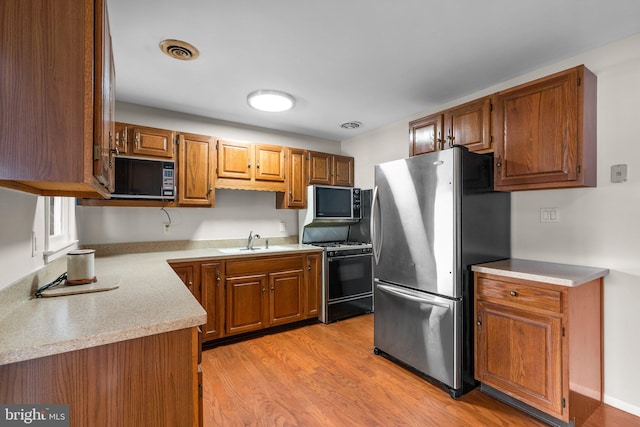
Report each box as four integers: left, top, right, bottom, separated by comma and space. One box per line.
509, 290, 517, 297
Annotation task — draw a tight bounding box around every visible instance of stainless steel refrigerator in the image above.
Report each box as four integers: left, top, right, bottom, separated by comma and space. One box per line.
372, 146, 510, 398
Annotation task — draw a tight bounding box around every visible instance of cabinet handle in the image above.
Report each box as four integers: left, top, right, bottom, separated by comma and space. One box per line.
476, 315, 482, 326
289, 190, 293, 201
135, 132, 140, 148
207, 186, 213, 195
188, 281, 193, 286
496, 156, 502, 168
248, 161, 252, 168
509, 290, 517, 297
262, 287, 266, 293
307, 262, 311, 271
270, 285, 275, 291
257, 162, 260, 169
110, 147, 119, 156
437, 131, 443, 150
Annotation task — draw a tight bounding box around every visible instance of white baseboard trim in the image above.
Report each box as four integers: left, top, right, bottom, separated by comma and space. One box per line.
604, 394, 640, 417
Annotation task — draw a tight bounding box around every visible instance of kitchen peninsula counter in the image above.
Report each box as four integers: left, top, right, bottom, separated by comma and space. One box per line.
0, 243, 319, 366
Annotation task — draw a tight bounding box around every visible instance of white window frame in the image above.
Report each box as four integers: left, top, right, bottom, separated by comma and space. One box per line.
44, 196, 78, 263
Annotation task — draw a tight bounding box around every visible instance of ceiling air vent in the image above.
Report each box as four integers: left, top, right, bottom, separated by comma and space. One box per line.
340, 121, 362, 130
159, 39, 199, 61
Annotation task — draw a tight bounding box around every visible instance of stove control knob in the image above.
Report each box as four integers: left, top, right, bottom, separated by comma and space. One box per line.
328, 251, 335, 257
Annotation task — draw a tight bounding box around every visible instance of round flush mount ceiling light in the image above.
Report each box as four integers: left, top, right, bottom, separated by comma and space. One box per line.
340, 121, 363, 129
247, 90, 295, 112
159, 39, 199, 61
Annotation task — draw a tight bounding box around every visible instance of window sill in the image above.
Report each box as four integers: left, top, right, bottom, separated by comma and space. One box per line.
44, 240, 79, 264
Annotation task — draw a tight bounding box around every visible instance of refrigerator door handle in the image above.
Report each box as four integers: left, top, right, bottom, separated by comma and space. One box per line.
376, 283, 451, 309
370, 186, 382, 265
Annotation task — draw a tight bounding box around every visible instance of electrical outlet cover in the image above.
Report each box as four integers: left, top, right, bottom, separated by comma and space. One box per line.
611, 164, 628, 183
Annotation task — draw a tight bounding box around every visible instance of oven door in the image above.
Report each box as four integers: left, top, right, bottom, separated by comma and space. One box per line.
323, 252, 373, 323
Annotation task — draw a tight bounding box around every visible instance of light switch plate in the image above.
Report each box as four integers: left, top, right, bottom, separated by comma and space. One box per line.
540, 208, 559, 223
611, 164, 628, 183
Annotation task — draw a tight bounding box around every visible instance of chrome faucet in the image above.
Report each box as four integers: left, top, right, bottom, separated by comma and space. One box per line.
247, 231, 261, 250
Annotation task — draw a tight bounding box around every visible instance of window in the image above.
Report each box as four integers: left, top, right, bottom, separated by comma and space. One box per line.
44, 196, 77, 262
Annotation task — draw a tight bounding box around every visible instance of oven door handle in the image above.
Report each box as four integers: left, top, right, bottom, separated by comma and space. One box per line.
328, 254, 373, 261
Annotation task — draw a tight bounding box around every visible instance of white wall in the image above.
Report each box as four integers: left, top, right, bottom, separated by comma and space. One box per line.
0, 189, 45, 289
341, 33, 640, 415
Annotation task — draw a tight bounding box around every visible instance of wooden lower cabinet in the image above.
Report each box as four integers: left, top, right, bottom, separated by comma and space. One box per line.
474, 272, 603, 426
0, 328, 200, 427
171, 251, 322, 344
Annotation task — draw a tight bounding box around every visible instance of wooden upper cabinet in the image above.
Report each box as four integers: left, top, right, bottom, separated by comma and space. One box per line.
177, 133, 216, 207
217, 140, 252, 180
307, 151, 332, 185
130, 125, 175, 158
276, 148, 307, 209
493, 65, 597, 191
254, 144, 286, 182
307, 151, 355, 187
0, 0, 114, 198
333, 155, 355, 187
444, 96, 493, 153
409, 113, 444, 155
216, 141, 287, 191
114, 122, 129, 156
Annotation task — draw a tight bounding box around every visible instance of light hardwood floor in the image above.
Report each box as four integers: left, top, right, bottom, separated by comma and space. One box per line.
201, 314, 639, 426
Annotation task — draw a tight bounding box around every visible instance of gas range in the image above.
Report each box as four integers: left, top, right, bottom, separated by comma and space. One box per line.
310, 241, 373, 257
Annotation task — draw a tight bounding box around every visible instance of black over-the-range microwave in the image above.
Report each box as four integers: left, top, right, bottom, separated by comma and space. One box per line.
112, 156, 175, 200
311, 185, 362, 221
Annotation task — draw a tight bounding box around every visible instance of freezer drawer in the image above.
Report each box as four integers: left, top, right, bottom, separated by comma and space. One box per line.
374, 280, 461, 391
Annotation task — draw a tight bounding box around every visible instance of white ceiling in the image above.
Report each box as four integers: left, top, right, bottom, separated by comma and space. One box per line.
108, 0, 640, 142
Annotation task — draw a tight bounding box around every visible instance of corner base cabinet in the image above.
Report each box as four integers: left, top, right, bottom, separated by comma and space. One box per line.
474, 267, 605, 426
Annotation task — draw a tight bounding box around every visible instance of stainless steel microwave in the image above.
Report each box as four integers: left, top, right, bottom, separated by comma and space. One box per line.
112, 156, 175, 200
309, 185, 362, 222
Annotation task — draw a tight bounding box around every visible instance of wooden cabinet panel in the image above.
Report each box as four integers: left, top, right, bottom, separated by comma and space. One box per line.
305, 253, 322, 318
0, 328, 198, 427
200, 262, 224, 341
276, 148, 306, 209
477, 276, 563, 314
493, 65, 596, 191
333, 155, 355, 187
444, 96, 492, 153
217, 140, 252, 180
178, 133, 216, 206
114, 122, 129, 155
0, 0, 113, 198
269, 269, 304, 326
476, 301, 563, 417
130, 125, 175, 158
307, 151, 332, 185
409, 113, 444, 155
226, 274, 268, 335
171, 263, 198, 299
255, 144, 286, 182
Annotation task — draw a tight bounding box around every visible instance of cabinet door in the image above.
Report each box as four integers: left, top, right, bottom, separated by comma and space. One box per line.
476, 301, 564, 418
217, 140, 252, 180
333, 155, 354, 187
93, 0, 115, 192
200, 262, 224, 341
171, 264, 198, 299
114, 122, 128, 155
254, 144, 285, 182
493, 67, 594, 190
178, 133, 216, 206
305, 253, 322, 318
444, 96, 492, 153
269, 269, 304, 326
130, 125, 175, 158
409, 113, 444, 155
307, 151, 332, 185
226, 274, 268, 335
276, 148, 306, 209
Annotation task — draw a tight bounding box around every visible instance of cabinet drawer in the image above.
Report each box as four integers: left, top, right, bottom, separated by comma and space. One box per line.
476, 277, 563, 313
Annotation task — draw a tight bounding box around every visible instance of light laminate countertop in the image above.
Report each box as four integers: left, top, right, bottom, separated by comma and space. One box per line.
0, 244, 321, 366
471, 258, 609, 287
